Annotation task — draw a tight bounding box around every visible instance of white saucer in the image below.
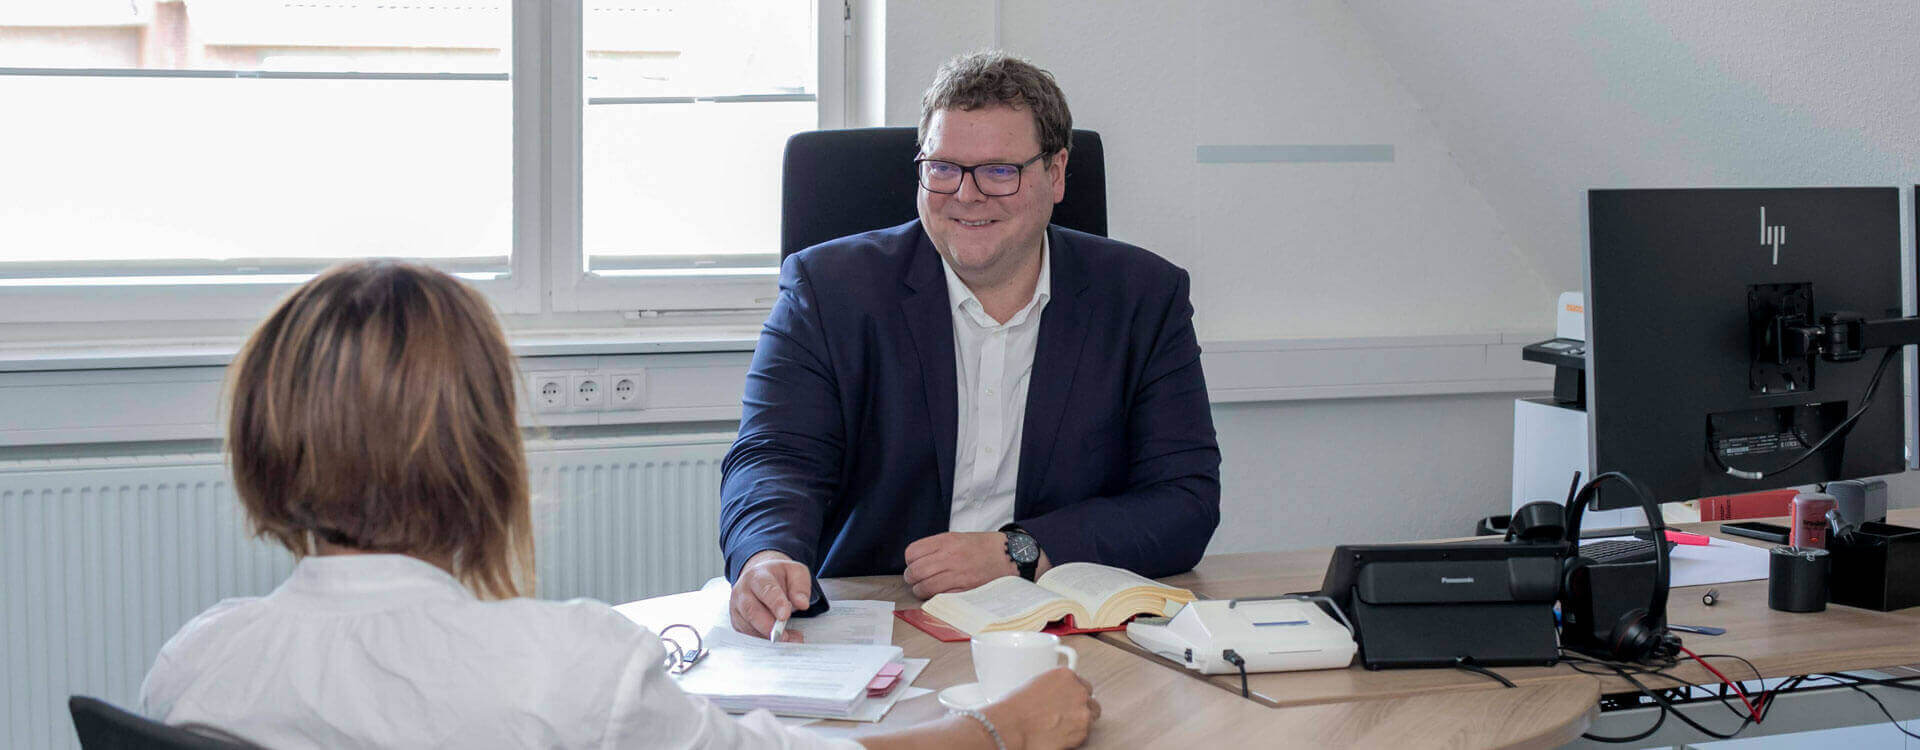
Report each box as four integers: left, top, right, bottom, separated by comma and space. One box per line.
937, 682, 990, 710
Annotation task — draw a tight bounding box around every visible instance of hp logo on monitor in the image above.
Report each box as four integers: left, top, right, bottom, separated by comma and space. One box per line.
1760, 207, 1785, 265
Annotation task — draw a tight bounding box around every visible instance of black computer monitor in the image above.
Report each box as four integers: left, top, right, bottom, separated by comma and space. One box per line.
1584, 188, 1907, 509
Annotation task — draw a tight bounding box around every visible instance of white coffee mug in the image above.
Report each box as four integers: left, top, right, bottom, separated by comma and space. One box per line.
971, 631, 1078, 700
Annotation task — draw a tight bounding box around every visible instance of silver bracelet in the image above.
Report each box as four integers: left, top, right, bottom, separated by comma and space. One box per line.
949, 707, 1007, 750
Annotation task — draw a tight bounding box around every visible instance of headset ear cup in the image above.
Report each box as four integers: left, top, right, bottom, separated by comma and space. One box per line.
1610, 608, 1655, 662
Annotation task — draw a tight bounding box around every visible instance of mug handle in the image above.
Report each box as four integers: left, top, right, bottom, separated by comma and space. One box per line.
1055, 645, 1078, 671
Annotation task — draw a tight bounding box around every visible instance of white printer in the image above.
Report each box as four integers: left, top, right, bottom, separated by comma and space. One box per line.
1124, 598, 1356, 675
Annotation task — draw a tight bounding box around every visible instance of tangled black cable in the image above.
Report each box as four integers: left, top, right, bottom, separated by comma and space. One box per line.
1799, 674, 1920, 741
1562, 650, 1763, 742
1566, 650, 1920, 743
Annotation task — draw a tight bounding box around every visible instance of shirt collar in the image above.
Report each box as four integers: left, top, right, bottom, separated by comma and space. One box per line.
939, 229, 1052, 329
267, 554, 475, 611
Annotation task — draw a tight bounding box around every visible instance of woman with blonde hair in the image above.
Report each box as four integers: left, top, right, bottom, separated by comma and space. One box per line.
141, 260, 1096, 749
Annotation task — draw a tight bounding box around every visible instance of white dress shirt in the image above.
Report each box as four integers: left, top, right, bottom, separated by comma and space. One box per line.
141, 554, 859, 750
942, 234, 1051, 534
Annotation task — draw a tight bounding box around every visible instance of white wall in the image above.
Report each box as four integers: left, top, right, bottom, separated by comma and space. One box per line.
1342, 0, 1920, 292
1209, 394, 1518, 553
885, 0, 1558, 341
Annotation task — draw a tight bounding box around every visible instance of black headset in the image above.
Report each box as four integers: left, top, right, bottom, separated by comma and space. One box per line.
1559, 472, 1680, 663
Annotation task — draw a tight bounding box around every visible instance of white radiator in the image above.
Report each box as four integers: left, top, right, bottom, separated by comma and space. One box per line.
525, 437, 733, 603
0, 433, 734, 750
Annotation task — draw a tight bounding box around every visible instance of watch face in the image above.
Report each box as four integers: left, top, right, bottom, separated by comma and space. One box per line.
1007, 532, 1039, 564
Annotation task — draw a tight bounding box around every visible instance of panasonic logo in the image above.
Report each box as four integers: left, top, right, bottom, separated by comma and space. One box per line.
1440, 577, 1475, 584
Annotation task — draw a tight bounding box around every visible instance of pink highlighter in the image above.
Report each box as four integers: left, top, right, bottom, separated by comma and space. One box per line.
1790, 492, 1837, 549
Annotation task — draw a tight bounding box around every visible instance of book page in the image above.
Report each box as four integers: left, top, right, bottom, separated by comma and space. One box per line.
925, 576, 1068, 629
1036, 562, 1175, 611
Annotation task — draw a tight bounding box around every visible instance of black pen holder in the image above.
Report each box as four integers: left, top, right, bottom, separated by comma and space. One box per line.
1768, 547, 1829, 613
1827, 522, 1920, 612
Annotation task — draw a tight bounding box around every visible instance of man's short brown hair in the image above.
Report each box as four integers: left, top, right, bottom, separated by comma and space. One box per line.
227, 260, 533, 599
918, 50, 1073, 157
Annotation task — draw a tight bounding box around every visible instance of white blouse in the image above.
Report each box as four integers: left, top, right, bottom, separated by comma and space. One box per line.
141, 554, 861, 750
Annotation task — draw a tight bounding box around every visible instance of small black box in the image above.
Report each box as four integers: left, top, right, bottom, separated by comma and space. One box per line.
1828, 522, 1920, 612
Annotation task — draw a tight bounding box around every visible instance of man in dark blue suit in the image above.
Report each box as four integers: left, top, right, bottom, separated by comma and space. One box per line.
723, 52, 1220, 639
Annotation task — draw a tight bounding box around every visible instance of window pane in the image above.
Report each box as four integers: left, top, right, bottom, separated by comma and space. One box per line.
0, 0, 510, 281
583, 0, 814, 272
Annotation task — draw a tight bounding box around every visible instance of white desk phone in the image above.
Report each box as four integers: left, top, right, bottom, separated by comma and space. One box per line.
1125, 596, 1357, 675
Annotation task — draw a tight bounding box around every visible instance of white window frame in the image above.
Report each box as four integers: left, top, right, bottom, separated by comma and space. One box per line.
0, 0, 848, 327
550, 0, 848, 314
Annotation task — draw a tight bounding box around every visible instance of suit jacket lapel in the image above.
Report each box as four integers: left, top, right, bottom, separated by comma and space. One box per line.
1018, 226, 1092, 516
900, 228, 958, 513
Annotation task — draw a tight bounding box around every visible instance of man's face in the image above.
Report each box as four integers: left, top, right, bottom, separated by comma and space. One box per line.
916, 105, 1067, 282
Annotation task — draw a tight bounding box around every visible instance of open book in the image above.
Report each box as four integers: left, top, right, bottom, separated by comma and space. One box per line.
919, 562, 1195, 636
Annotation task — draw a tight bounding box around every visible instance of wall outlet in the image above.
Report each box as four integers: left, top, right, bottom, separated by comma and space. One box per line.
571, 373, 604, 410
529, 372, 569, 413
607, 371, 647, 410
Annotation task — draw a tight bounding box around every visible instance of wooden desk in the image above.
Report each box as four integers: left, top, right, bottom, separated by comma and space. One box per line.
818, 577, 1596, 749
1119, 509, 1920, 706
754, 509, 1919, 747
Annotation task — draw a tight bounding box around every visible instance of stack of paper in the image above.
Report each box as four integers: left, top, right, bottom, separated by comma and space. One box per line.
616, 580, 927, 721
674, 628, 903, 719
613, 578, 899, 647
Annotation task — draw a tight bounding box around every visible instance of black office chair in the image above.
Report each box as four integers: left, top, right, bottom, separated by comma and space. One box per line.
779, 127, 1108, 259
69, 696, 256, 749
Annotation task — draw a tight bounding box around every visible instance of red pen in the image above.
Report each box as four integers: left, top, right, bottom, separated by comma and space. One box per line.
1634, 528, 1710, 546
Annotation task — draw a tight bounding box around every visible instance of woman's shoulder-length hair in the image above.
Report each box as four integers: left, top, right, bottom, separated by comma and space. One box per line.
226, 260, 532, 599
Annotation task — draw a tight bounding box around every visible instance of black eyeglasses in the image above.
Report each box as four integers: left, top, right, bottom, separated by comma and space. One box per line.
914, 152, 1049, 196
658, 623, 706, 675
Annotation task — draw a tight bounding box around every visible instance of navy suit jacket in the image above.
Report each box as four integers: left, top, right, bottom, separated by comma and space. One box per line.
719, 220, 1221, 583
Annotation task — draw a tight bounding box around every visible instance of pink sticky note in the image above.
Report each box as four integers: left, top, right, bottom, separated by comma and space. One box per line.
866, 662, 906, 694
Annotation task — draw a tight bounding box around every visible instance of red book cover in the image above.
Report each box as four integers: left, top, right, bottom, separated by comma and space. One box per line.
894, 608, 1130, 643
1696, 489, 1797, 521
